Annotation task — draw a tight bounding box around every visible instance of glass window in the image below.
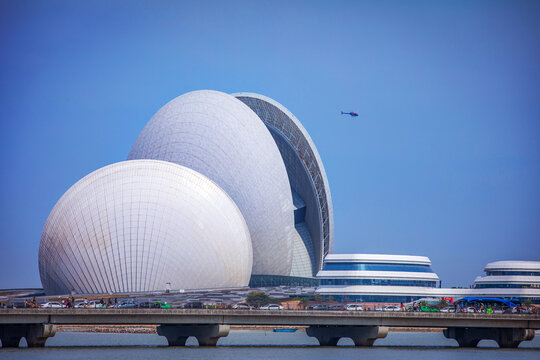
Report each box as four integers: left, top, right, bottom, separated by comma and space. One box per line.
474, 283, 536, 289
320, 278, 437, 287
486, 271, 540, 276
322, 262, 433, 273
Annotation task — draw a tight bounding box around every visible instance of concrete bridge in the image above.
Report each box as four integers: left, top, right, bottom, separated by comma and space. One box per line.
1, 309, 538, 348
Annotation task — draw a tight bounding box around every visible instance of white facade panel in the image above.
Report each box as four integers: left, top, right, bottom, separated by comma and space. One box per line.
233, 92, 333, 275
323, 254, 431, 265
474, 275, 540, 285
484, 260, 540, 271
39, 160, 253, 295
128, 90, 295, 276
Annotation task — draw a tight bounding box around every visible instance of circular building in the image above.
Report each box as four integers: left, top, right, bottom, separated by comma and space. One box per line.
473, 261, 540, 289
233, 93, 333, 282
128, 90, 295, 277
39, 160, 252, 295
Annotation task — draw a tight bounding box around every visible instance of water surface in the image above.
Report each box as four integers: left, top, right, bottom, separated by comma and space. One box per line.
0, 330, 538, 360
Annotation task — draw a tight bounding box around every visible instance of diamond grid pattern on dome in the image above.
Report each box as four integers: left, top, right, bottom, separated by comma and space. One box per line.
39, 160, 252, 295
128, 90, 295, 276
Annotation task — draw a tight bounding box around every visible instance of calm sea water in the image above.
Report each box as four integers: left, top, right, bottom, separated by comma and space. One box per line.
0, 330, 538, 360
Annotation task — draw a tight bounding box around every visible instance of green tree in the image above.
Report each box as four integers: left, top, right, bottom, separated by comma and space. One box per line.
246, 291, 270, 308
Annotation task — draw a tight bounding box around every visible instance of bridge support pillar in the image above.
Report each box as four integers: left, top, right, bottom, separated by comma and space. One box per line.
444, 327, 535, 348
157, 324, 230, 346
306, 325, 388, 346
0, 324, 56, 348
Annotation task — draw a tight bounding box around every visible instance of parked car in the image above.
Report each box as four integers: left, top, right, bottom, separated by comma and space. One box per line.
383, 305, 401, 312
310, 304, 328, 310
182, 302, 203, 309
328, 304, 346, 311
155, 301, 171, 309
439, 307, 455, 313
7, 302, 27, 309
41, 302, 64, 308
86, 300, 106, 308
229, 303, 251, 310
139, 301, 160, 309
260, 304, 283, 310
345, 304, 363, 311
118, 300, 139, 308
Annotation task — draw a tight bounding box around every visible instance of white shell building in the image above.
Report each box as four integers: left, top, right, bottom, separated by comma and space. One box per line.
39, 160, 252, 295
233, 93, 333, 280
128, 90, 296, 277
39, 89, 334, 294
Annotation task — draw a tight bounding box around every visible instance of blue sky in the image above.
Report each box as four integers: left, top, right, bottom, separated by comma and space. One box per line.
1, 0, 539, 288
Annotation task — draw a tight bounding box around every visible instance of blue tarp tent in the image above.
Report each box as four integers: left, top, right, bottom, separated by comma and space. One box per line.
457, 297, 517, 307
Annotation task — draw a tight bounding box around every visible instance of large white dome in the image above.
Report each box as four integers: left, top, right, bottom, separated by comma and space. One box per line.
39, 160, 252, 295
128, 90, 295, 276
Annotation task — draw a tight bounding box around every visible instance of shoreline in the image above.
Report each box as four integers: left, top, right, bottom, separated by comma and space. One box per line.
56, 325, 443, 334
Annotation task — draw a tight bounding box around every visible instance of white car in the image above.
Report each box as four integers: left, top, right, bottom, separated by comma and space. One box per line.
40, 301, 64, 308
439, 307, 455, 313
345, 304, 363, 311
260, 304, 283, 310
87, 300, 105, 309
382, 305, 401, 312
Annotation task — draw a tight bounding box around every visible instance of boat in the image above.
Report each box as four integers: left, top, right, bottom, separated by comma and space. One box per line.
272, 328, 297, 333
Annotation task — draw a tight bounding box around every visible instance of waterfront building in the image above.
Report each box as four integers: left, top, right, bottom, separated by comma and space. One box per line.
129, 90, 332, 286
315, 255, 540, 304
39, 161, 252, 295
128, 90, 295, 278
233, 93, 333, 286
40, 90, 332, 294
473, 261, 540, 289
315, 254, 441, 303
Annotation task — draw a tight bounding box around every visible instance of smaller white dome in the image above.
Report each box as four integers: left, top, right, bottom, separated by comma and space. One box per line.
39, 160, 252, 295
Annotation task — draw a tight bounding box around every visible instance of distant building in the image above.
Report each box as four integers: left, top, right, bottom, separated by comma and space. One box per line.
315, 254, 441, 303
40, 90, 332, 294
130, 91, 333, 287
316, 255, 540, 304
473, 261, 540, 289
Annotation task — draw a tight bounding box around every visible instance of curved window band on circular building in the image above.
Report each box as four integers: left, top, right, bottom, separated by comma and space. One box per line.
322, 263, 434, 273
234, 93, 333, 276
486, 271, 540, 276
320, 279, 437, 287
474, 283, 540, 289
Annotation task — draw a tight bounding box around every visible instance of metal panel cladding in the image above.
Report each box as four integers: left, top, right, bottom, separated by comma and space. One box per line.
233, 93, 333, 274
39, 160, 253, 295
128, 90, 295, 276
